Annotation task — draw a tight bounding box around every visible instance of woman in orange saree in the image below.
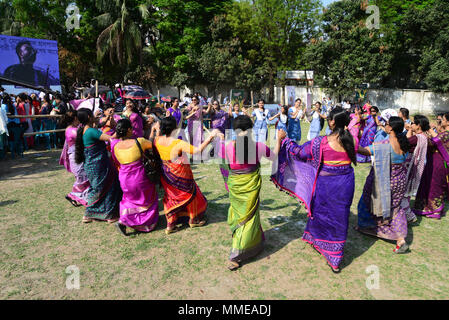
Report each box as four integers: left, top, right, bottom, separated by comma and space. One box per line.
154, 116, 222, 234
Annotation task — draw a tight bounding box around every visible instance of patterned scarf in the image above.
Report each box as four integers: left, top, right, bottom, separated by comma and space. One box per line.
405, 133, 428, 197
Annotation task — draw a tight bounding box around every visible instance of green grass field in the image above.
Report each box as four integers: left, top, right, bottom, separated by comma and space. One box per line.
1, 122, 449, 300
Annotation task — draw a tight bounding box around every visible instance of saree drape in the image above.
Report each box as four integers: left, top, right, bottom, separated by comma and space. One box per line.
357, 116, 378, 163
83, 141, 121, 220
111, 140, 159, 232
226, 165, 264, 263
160, 160, 207, 228
413, 131, 449, 218
271, 137, 355, 269
357, 142, 409, 240
60, 142, 90, 206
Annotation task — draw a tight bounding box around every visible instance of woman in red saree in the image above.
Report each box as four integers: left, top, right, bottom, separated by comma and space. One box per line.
154, 116, 221, 234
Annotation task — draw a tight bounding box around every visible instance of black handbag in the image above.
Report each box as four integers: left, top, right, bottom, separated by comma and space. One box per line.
135, 138, 162, 184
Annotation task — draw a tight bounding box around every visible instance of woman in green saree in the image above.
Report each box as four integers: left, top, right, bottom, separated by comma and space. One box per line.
219, 115, 276, 271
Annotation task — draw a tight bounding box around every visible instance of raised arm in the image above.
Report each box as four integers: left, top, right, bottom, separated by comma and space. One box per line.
276, 129, 313, 161
357, 146, 372, 156
269, 113, 280, 121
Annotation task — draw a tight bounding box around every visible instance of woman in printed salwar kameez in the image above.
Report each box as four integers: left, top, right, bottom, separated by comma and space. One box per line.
111, 119, 160, 236
218, 115, 276, 271
75, 108, 122, 224
59, 110, 90, 207
413, 114, 449, 220
356, 117, 411, 254
154, 116, 220, 235
272, 107, 357, 273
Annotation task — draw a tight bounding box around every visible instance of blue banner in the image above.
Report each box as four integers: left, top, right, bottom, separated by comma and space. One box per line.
0, 35, 61, 93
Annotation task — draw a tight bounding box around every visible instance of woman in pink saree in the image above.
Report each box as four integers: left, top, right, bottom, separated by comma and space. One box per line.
59, 110, 90, 207
111, 119, 160, 235
413, 114, 449, 219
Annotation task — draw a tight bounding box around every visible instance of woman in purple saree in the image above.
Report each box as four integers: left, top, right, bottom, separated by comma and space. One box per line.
59, 110, 90, 207
402, 115, 430, 223
356, 117, 411, 254
272, 107, 357, 273
413, 114, 449, 219
357, 106, 380, 163
111, 119, 160, 235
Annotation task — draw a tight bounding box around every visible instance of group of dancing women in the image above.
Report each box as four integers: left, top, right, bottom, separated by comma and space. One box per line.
59, 98, 449, 273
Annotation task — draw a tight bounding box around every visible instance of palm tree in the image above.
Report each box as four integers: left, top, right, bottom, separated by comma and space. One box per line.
95, 0, 154, 66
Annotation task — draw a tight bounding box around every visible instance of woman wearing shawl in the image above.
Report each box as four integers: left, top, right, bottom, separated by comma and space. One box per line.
111, 119, 160, 235
122, 99, 144, 138
357, 106, 380, 163
307, 102, 326, 141
269, 105, 289, 139
219, 115, 275, 271
251, 100, 269, 143
413, 113, 449, 219
401, 116, 430, 223
154, 116, 220, 234
272, 107, 357, 273
287, 99, 304, 142
59, 110, 90, 207
228, 103, 244, 141
75, 108, 121, 224
356, 117, 411, 254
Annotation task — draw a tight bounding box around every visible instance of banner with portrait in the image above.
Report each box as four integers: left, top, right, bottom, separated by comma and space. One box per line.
0, 35, 61, 94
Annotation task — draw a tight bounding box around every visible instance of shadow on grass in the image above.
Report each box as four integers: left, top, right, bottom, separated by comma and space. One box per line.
0, 200, 18, 207
243, 206, 304, 267
260, 198, 295, 211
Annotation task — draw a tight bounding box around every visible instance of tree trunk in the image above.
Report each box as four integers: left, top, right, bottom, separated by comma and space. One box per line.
268, 73, 274, 103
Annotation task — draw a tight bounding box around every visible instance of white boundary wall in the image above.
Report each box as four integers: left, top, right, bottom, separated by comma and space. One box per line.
157, 84, 449, 115
274, 86, 449, 115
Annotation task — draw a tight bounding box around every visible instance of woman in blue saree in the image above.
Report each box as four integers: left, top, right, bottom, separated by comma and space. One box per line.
356, 117, 411, 254
272, 107, 357, 273
75, 108, 122, 224
357, 106, 380, 163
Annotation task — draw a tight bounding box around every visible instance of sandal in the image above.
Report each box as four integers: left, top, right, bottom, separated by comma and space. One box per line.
66, 195, 81, 207
115, 222, 127, 236
327, 262, 341, 274
82, 217, 93, 223
393, 241, 409, 254
227, 261, 240, 271
165, 227, 179, 235
107, 218, 119, 224
189, 220, 207, 228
